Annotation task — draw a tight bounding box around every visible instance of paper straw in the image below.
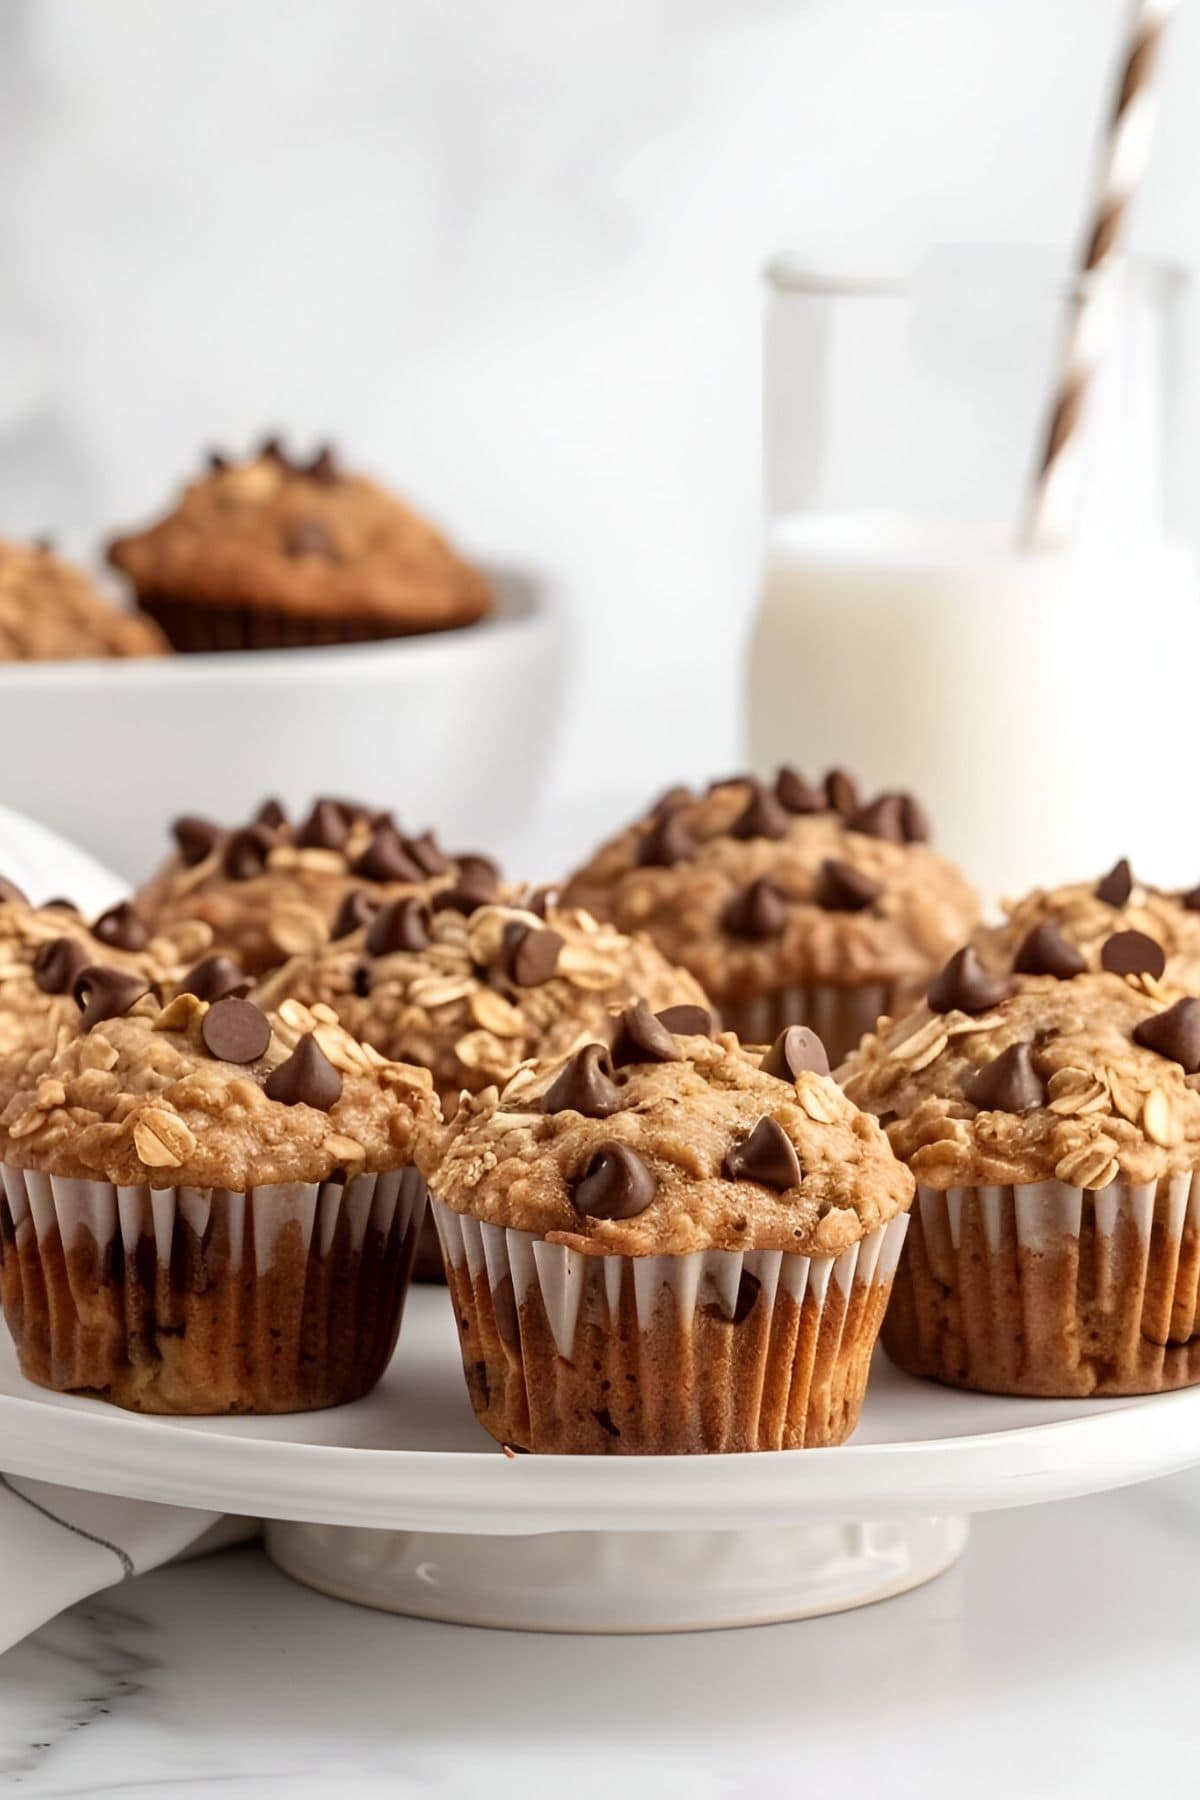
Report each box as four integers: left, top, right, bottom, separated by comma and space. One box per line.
1021, 0, 1177, 548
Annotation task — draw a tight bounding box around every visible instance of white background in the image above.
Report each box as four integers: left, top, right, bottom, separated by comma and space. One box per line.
1, 0, 1198, 789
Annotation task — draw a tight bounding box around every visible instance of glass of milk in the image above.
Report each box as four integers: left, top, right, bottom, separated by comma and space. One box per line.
747, 251, 1194, 905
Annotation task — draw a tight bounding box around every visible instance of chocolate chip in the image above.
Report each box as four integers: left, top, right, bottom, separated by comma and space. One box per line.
259, 434, 288, 464
1182, 886, 1200, 912
774, 767, 823, 814
32, 936, 90, 996
927, 947, 1014, 1016
722, 877, 789, 939
365, 897, 431, 956
502, 924, 563, 987
542, 1044, 622, 1118
222, 826, 274, 881
353, 964, 371, 998
1100, 930, 1165, 979
824, 768, 860, 817
610, 999, 681, 1069
722, 1116, 801, 1191
0, 877, 27, 906
254, 798, 287, 831
1134, 998, 1200, 1074
172, 816, 223, 867
638, 810, 696, 868
965, 1042, 1045, 1113
73, 965, 151, 1031
43, 898, 80, 914
849, 794, 908, 843
571, 1143, 658, 1220
1013, 922, 1088, 980
900, 794, 930, 843
403, 831, 451, 877
351, 825, 424, 884
455, 853, 501, 892
655, 1004, 714, 1037
729, 782, 790, 842
432, 881, 494, 918
92, 903, 149, 952
651, 784, 693, 816
330, 890, 378, 940
263, 1032, 343, 1110
1096, 858, 1134, 906
207, 449, 229, 473
296, 798, 350, 853
305, 444, 338, 484
178, 954, 251, 1002
760, 1025, 830, 1081
201, 996, 272, 1065
285, 517, 339, 559
817, 859, 882, 913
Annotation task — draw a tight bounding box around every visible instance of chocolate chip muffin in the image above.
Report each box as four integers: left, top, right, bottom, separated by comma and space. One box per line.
107, 439, 490, 652
0, 887, 212, 1109
978, 857, 1200, 989
134, 796, 501, 979
0, 535, 167, 661
562, 769, 978, 1065
423, 1010, 912, 1453
841, 935, 1200, 1397
0, 981, 438, 1413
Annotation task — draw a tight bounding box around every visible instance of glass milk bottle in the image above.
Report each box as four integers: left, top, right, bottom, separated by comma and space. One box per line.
746, 251, 1197, 905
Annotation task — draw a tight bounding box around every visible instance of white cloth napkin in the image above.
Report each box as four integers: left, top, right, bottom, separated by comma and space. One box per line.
0, 1476, 256, 1653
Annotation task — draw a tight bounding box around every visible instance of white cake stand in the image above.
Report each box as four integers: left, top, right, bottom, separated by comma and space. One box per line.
3, 1288, 1200, 1633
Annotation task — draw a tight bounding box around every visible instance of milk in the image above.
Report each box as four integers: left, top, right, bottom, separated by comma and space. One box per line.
746, 514, 1200, 904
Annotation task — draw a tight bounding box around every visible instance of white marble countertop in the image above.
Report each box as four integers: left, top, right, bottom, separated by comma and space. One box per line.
2, 1473, 1198, 1800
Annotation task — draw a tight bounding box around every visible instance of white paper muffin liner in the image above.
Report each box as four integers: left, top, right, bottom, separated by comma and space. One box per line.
432, 1195, 907, 1453
883, 1173, 1200, 1397
0, 1163, 427, 1415
720, 981, 899, 1067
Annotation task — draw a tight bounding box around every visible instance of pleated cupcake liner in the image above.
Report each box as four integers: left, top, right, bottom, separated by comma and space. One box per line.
0, 1163, 427, 1415
720, 980, 901, 1068
883, 1173, 1200, 1397
432, 1195, 908, 1454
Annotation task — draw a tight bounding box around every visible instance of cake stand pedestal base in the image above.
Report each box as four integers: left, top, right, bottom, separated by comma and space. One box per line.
265, 1515, 968, 1634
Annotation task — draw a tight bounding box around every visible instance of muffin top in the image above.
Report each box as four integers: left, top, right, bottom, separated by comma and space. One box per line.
840, 936, 1200, 1190
979, 858, 1200, 989
0, 536, 168, 661
427, 1009, 913, 1257
107, 440, 490, 633
133, 795, 504, 978
254, 895, 711, 1109
0, 889, 213, 1104
0, 982, 439, 1190
561, 769, 979, 1000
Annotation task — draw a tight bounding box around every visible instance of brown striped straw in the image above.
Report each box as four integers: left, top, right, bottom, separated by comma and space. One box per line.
1022, 0, 1177, 548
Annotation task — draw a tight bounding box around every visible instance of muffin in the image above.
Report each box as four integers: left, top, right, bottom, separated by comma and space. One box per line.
423, 1011, 912, 1453
107, 439, 490, 652
0, 981, 438, 1413
254, 893, 710, 1279
0, 535, 167, 661
134, 795, 502, 979
562, 769, 978, 1065
0, 887, 213, 1107
978, 857, 1200, 988
841, 938, 1200, 1397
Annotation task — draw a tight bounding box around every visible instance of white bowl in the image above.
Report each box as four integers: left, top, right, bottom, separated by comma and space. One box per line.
0, 568, 564, 881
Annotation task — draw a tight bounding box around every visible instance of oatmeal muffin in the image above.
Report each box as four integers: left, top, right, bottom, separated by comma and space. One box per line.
0, 981, 438, 1413
841, 937, 1200, 1396
978, 857, 1200, 989
107, 438, 490, 652
423, 1011, 912, 1453
0, 888, 212, 1108
134, 795, 502, 979
562, 769, 978, 1064
0, 535, 167, 661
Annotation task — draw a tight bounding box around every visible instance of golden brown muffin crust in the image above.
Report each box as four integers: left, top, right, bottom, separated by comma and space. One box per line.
254, 898, 711, 1109
0, 537, 167, 661
841, 958, 1200, 1191
427, 1025, 912, 1257
107, 444, 490, 633
561, 771, 978, 1002
0, 989, 438, 1191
